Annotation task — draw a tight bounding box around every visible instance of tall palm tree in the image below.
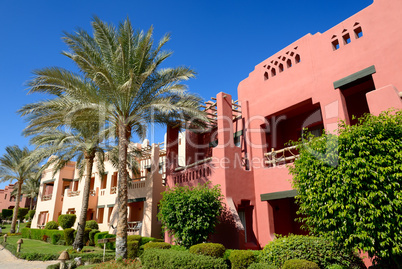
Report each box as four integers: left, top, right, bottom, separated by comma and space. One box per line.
0, 146, 39, 233
26, 119, 108, 251
22, 17, 208, 258
11, 174, 41, 210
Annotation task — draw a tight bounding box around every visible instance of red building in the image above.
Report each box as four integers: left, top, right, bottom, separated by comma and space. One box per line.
0, 183, 33, 212
165, 0, 402, 251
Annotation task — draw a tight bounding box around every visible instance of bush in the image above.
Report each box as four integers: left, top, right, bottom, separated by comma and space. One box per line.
26, 210, 35, 220
30, 228, 45, 240
89, 229, 100, 246
141, 248, 228, 269
189, 243, 226, 258
327, 265, 347, 269
2, 209, 13, 220
229, 250, 256, 269
248, 264, 278, 269
95, 231, 116, 250
44, 221, 59, 230
64, 228, 75, 245
17, 208, 29, 221
58, 214, 76, 229
21, 228, 31, 238
282, 259, 319, 269
128, 240, 140, 259
143, 242, 171, 250
25, 222, 31, 228
140, 236, 156, 246
260, 235, 365, 269
128, 235, 142, 242
85, 220, 99, 230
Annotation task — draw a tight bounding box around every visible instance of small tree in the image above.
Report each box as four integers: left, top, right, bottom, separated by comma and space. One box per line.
17, 208, 29, 221
58, 214, 77, 229
2, 209, 13, 220
289, 110, 402, 267
158, 182, 223, 248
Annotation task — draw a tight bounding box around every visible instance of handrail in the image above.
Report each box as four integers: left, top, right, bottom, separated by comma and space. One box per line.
174, 157, 212, 172
264, 145, 299, 167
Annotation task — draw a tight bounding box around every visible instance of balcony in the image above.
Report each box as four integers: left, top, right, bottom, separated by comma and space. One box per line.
264, 145, 299, 167
42, 194, 53, 201
67, 190, 80, 197
110, 186, 117, 194
173, 157, 212, 184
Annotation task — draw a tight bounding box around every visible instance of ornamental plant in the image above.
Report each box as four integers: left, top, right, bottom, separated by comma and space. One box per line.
58, 214, 76, 229
289, 110, 402, 267
158, 182, 224, 248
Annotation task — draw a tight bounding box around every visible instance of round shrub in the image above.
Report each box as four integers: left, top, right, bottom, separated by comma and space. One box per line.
128, 240, 140, 259
229, 250, 256, 269
26, 210, 35, 220
58, 214, 76, 229
189, 243, 226, 258
85, 220, 99, 230
282, 259, 319, 269
249, 263, 278, 269
45, 221, 59, 230
89, 229, 100, 246
260, 235, 365, 269
127, 235, 142, 242
143, 242, 171, 250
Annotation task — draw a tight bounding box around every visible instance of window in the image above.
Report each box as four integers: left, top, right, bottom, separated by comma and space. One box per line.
98, 208, 104, 224
108, 207, 114, 223
332, 39, 340, 50
101, 174, 108, 189
354, 27, 363, 39
343, 33, 351, 45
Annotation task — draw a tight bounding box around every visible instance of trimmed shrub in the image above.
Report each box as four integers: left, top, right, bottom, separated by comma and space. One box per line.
282, 259, 320, 269
30, 228, 45, 240
141, 248, 228, 269
26, 210, 35, 220
85, 220, 99, 230
47, 230, 64, 245
189, 243, 226, 258
25, 222, 31, 228
44, 221, 59, 230
89, 229, 100, 246
58, 214, 76, 229
229, 250, 256, 269
21, 228, 31, 238
248, 264, 278, 269
260, 235, 365, 269
64, 228, 75, 245
140, 236, 156, 246
128, 240, 140, 259
143, 242, 171, 250
2, 209, 13, 220
73, 228, 92, 246
128, 235, 142, 242
17, 208, 29, 221
95, 231, 115, 250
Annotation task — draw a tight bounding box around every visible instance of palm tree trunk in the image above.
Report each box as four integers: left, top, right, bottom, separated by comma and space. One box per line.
29, 195, 33, 211
10, 181, 22, 233
72, 154, 94, 251
116, 123, 129, 259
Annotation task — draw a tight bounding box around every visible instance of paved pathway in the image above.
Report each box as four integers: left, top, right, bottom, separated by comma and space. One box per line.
0, 245, 59, 269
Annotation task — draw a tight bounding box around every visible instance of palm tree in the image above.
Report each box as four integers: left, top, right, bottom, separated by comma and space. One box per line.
0, 146, 39, 233
11, 174, 41, 210
26, 119, 108, 251
22, 17, 207, 258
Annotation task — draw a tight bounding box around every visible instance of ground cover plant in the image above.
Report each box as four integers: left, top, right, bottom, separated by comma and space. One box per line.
289, 110, 402, 267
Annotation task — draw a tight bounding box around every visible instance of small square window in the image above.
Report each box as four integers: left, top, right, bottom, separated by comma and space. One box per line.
354, 27, 363, 39
343, 33, 351, 45
332, 39, 340, 50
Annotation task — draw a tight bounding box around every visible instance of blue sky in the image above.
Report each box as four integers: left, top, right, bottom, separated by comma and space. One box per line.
0, 0, 372, 189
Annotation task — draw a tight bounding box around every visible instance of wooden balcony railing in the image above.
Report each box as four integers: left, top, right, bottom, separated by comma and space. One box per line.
67, 190, 80, 197
264, 145, 299, 167
172, 158, 212, 184
110, 186, 117, 194
42, 194, 52, 201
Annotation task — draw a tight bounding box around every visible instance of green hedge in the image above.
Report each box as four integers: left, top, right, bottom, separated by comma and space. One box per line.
128, 240, 140, 259
143, 242, 171, 250
58, 214, 76, 229
248, 264, 278, 269
260, 235, 365, 269
229, 250, 256, 269
128, 235, 142, 242
85, 220, 99, 230
141, 248, 228, 269
44, 221, 59, 230
140, 236, 156, 245
282, 259, 319, 269
21, 228, 64, 245
95, 231, 116, 250
89, 229, 100, 246
189, 243, 226, 258
64, 228, 75, 245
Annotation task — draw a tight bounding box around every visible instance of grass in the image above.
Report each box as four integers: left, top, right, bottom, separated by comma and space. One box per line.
1, 234, 115, 262
0, 223, 12, 234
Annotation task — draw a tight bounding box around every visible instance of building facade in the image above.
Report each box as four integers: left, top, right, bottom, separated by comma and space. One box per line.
31, 141, 166, 238
0, 183, 33, 212
165, 0, 402, 250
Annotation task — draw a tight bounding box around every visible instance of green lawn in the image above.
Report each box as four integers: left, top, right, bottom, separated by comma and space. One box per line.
1, 234, 114, 262
1, 223, 12, 234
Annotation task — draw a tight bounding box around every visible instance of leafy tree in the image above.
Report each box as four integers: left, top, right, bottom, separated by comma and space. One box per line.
11, 175, 40, 210
289, 110, 402, 268
0, 146, 40, 233
2, 209, 13, 220
158, 182, 224, 248
22, 16, 207, 258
